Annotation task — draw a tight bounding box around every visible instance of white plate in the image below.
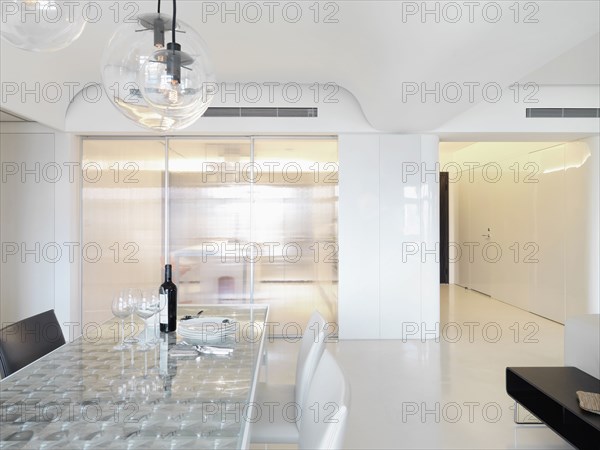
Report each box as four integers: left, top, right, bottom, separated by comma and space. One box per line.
177, 328, 235, 338
177, 331, 236, 345
178, 317, 237, 341
179, 316, 236, 331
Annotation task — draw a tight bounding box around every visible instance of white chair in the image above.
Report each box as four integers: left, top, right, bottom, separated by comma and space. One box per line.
298, 349, 351, 450
251, 310, 327, 444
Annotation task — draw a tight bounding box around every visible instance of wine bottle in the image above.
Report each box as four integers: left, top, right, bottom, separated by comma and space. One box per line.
159, 264, 177, 333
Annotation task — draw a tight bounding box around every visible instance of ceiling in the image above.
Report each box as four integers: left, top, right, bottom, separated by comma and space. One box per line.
1, 1, 598, 132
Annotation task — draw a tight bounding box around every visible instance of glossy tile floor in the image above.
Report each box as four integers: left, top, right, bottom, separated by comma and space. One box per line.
254, 284, 571, 449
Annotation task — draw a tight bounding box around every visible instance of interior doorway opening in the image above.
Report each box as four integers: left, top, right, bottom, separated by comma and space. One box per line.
438, 139, 599, 324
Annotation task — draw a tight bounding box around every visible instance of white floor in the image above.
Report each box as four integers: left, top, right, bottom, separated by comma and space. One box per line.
254, 284, 572, 449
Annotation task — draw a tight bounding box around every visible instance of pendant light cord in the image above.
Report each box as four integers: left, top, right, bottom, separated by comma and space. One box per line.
172, 0, 177, 45
157, 0, 161, 13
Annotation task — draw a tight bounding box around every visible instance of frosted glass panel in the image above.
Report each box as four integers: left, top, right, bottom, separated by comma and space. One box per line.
81, 139, 165, 325
81, 137, 338, 333
252, 139, 338, 327
168, 139, 252, 305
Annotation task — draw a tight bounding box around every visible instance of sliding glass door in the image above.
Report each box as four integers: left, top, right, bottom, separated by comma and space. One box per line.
168, 138, 253, 305
252, 139, 338, 326
82, 137, 338, 330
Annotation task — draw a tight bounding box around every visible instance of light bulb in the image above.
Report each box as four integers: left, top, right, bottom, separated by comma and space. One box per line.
138, 19, 215, 124
140, 44, 198, 108
0, 0, 86, 52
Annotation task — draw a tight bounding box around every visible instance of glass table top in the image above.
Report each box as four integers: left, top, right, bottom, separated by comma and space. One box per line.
0, 305, 268, 449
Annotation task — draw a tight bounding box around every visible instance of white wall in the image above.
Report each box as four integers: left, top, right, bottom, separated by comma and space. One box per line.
339, 134, 440, 339
446, 138, 600, 323
565, 136, 600, 317
0, 123, 80, 340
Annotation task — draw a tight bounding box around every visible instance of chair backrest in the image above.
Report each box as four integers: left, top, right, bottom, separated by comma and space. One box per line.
298, 349, 350, 450
295, 310, 327, 409
0, 309, 65, 378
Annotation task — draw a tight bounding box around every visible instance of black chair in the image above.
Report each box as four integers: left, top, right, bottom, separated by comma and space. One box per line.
0, 309, 65, 378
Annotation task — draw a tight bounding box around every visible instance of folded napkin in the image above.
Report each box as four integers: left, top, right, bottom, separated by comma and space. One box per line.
576, 391, 600, 415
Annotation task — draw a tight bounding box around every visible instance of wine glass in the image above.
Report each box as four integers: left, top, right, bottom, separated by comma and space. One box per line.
135, 291, 155, 351
112, 291, 133, 350
124, 288, 140, 344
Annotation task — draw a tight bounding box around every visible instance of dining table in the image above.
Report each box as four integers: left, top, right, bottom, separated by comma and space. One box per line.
0, 304, 269, 449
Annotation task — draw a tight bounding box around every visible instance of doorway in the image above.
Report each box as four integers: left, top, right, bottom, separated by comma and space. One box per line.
439, 171, 449, 284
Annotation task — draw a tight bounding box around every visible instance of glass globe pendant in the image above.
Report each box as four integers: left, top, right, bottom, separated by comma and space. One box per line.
102, 0, 214, 131
0, 0, 87, 52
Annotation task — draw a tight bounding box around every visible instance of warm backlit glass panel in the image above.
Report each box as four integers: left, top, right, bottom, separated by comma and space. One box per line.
81, 137, 338, 334
252, 139, 338, 328
81, 139, 165, 325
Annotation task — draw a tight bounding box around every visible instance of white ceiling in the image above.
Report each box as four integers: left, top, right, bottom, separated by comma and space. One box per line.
1, 1, 598, 132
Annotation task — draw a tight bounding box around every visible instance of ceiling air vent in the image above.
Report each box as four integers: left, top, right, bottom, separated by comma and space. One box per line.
526, 108, 600, 118
203, 107, 318, 118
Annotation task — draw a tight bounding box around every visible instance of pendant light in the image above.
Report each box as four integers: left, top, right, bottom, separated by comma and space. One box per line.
101, 0, 214, 131
0, 0, 86, 52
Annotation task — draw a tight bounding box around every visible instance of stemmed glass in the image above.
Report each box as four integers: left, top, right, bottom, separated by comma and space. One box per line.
135, 291, 156, 351
124, 288, 141, 344
112, 291, 133, 350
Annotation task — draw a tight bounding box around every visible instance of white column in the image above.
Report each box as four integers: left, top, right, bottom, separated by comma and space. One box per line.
379, 135, 422, 339
338, 135, 380, 339
420, 135, 441, 338
53, 132, 81, 340
338, 133, 440, 339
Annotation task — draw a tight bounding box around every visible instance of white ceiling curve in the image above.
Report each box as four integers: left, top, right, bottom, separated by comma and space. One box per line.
1, 1, 598, 132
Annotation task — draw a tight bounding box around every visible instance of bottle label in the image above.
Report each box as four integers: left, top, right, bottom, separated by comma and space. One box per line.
159, 293, 168, 324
